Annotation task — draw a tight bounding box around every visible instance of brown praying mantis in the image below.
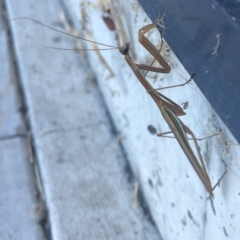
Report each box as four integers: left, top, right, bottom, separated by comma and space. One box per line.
14, 9, 227, 198
119, 13, 227, 198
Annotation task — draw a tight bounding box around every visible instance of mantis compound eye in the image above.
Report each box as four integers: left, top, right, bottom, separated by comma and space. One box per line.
119, 42, 130, 55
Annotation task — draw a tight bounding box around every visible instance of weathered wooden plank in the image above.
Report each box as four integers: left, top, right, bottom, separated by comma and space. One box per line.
6, 0, 106, 135
0, 0, 26, 137
36, 125, 160, 240
6, 0, 161, 239
0, 1, 45, 238
0, 138, 46, 240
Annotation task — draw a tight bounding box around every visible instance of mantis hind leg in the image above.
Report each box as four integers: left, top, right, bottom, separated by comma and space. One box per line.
157, 131, 219, 141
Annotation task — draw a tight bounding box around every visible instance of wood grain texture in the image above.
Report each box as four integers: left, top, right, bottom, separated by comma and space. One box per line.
5, 0, 161, 239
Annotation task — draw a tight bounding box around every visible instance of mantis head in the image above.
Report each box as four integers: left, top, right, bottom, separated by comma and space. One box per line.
119, 42, 130, 55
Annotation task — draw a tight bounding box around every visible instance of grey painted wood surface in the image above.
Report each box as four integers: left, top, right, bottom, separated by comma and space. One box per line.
0, 138, 46, 240
0, 0, 45, 238
3, 0, 240, 239
3, 0, 161, 239
0, 0, 25, 137
63, 0, 240, 239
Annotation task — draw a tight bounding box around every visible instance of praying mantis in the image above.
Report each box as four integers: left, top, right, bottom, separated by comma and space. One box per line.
119, 12, 227, 198
14, 9, 226, 198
